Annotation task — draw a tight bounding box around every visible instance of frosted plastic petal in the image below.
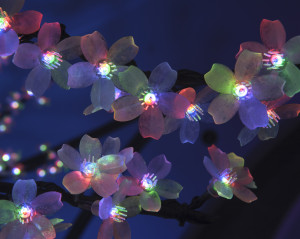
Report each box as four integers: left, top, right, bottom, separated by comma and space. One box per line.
163, 116, 181, 135
148, 62, 177, 91
83, 104, 102, 116
56, 36, 82, 61
119, 196, 141, 218
239, 98, 269, 130
227, 152, 245, 168
258, 123, 279, 140
12, 10, 42, 34
12, 43, 41, 69
180, 118, 200, 144
155, 179, 183, 199
0, 200, 17, 224
236, 41, 268, 58
32, 215, 56, 239
208, 145, 230, 172
79, 134, 102, 161
140, 191, 161, 212
119, 147, 134, 164
213, 181, 233, 199
91, 173, 119, 197
208, 94, 239, 124
98, 155, 126, 174
62, 171, 90, 194
12, 179, 36, 205
204, 64, 235, 94
25, 65, 51, 97
91, 200, 100, 216
0, 0, 24, 15
276, 104, 300, 119
51, 60, 71, 90
281, 61, 300, 97
57, 144, 83, 171
232, 184, 257, 203
126, 152, 147, 180
91, 79, 115, 111
148, 154, 171, 179
179, 87, 196, 103
139, 107, 164, 140
81, 31, 107, 65
102, 136, 120, 155
0, 30, 19, 56
112, 96, 144, 121
234, 50, 262, 81
31, 192, 63, 215
67, 62, 98, 88
234, 167, 253, 185
108, 36, 138, 65
38, 22, 61, 51
158, 92, 190, 119
117, 177, 143, 196
195, 86, 219, 104
99, 197, 113, 220
237, 127, 259, 146
260, 19, 286, 50
97, 219, 113, 239
203, 156, 219, 178
0, 220, 26, 239
283, 35, 300, 64
113, 220, 131, 239
252, 74, 285, 101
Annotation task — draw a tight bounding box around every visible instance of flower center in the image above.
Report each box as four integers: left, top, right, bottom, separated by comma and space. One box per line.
0, 8, 11, 32
95, 61, 117, 79
110, 205, 127, 222
81, 157, 97, 177
266, 109, 280, 128
233, 81, 252, 100
41, 51, 63, 69
219, 168, 237, 185
186, 104, 204, 121
139, 90, 158, 110
140, 173, 158, 191
263, 50, 286, 70
18, 205, 34, 224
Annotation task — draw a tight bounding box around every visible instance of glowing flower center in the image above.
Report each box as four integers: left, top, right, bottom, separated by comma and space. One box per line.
139, 90, 158, 110
81, 157, 97, 177
186, 104, 204, 121
110, 205, 127, 222
266, 109, 280, 128
263, 50, 286, 70
18, 205, 34, 224
140, 173, 158, 191
219, 169, 237, 185
41, 51, 63, 69
233, 81, 252, 100
96, 61, 117, 79
0, 8, 11, 32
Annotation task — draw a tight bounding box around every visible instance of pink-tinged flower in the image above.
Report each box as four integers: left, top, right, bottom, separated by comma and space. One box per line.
0, 0, 42, 57
205, 50, 285, 130
122, 152, 183, 212
67, 31, 139, 111
0, 179, 63, 239
237, 19, 300, 97
203, 145, 257, 203
12, 22, 73, 97
112, 63, 190, 139
57, 134, 132, 197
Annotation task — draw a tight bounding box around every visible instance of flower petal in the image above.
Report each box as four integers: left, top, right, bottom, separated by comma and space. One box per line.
79, 134, 102, 161
234, 167, 253, 185
32, 215, 56, 239
119, 147, 134, 164
0, 30, 19, 57
179, 87, 196, 103
158, 92, 190, 119
148, 154, 171, 179
281, 61, 300, 97
119, 196, 141, 218
239, 97, 269, 130
67, 62, 98, 88
180, 118, 200, 144
91, 79, 115, 111
126, 152, 147, 180
163, 116, 181, 135
208, 145, 230, 172
204, 64, 235, 94
57, 144, 82, 171
232, 184, 257, 203
0, 200, 17, 224
51, 60, 71, 90
113, 220, 131, 239
148, 62, 177, 91
25, 65, 51, 97
112, 95, 144, 121
102, 136, 120, 155
276, 104, 300, 119
38, 22, 61, 51
12, 43, 41, 69
81, 31, 107, 65
208, 94, 239, 124
0, 220, 26, 239
213, 181, 233, 199
236, 41, 268, 58
234, 50, 262, 81
99, 197, 113, 220
31, 192, 63, 215
140, 191, 161, 212
117, 176, 143, 196
0, 0, 24, 15
56, 36, 82, 61
97, 219, 113, 239
252, 74, 285, 101
258, 123, 279, 140
203, 156, 219, 178
155, 179, 183, 199
283, 35, 300, 64
260, 19, 286, 50
91, 173, 119, 197
98, 155, 126, 174
107, 36, 138, 65
12, 179, 37, 205
227, 152, 245, 168
237, 127, 259, 147
11, 10, 42, 34
139, 107, 164, 140
62, 171, 90, 194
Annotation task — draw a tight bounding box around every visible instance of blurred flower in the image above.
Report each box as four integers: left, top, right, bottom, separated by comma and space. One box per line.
0, 179, 62, 239
203, 145, 257, 203
112, 63, 190, 139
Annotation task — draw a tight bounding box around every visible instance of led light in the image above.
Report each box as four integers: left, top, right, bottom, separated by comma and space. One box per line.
0, 8, 11, 32
10, 101, 20, 109
41, 51, 63, 69
263, 50, 286, 70
37, 169, 46, 177
49, 166, 57, 174
81, 156, 97, 177
27, 91, 34, 96
2, 153, 10, 162
140, 173, 158, 191
39, 144, 48, 152
233, 81, 252, 100
0, 124, 7, 132
55, 160, 63, 168
219, 168, 237, 185
18, 205, 34, 224
12, 167, 21, 175
139, 90, 158, 110
110, 205, 127, 222
96, 61, 117, 79
186, 104, 204, 121
266, 109, 280, 128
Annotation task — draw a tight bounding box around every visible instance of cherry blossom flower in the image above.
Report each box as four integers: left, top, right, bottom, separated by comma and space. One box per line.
57, 134, 132, 197
237, 19, 300, 97
205, 50, 285, 130
0, 0, 42, 57
203, 145, 257, 203
12, 22, 73, 97
0, 179, 63, 239
67, 31, 139, 112
112, 63, 190, 139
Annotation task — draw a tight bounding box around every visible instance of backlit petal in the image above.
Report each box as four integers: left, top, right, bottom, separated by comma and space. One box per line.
203, 156, 219, 178
91, 79, 115, 111
67, 62, 98, 88
0, 0, 24, 15
126, 152, 147, 180
258, 123, 279, 140
0, 200, 17, 224
38, 22, 61, 51
232, 184, 257, 203
148, 154, 171, 179
56, 36, 82, 61
99, 197, 113, 220
155, 179, 183, 199
179, 87, 196, 103
139, 107, 164, 140
12, 179, 37, 205
180, 118, 200, 144
237, 127, 259, 147
11, 10, 42, 34
0, 30, 19, 56
62, 171, 90, 194
227, 152, 244, 168
97, 219, 113, 239
102, 136, 120, 155
12, 43, 41, 69
283, 35, 300, 64
208, 145, 230, 172
213, 181, 233, 199
276, 104, 300, 119
140, 191, 161, 212
57, 144, 82, 171
236, 41, 268, 58
51, 60, 71, 90
79, 134, 102, 161
31, 192, 63, 215
113, 220, 131, 239
98, 155, 126, 174
260, 19, 286, 50
91, 173, 119, 197
281, 61, 300, 97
